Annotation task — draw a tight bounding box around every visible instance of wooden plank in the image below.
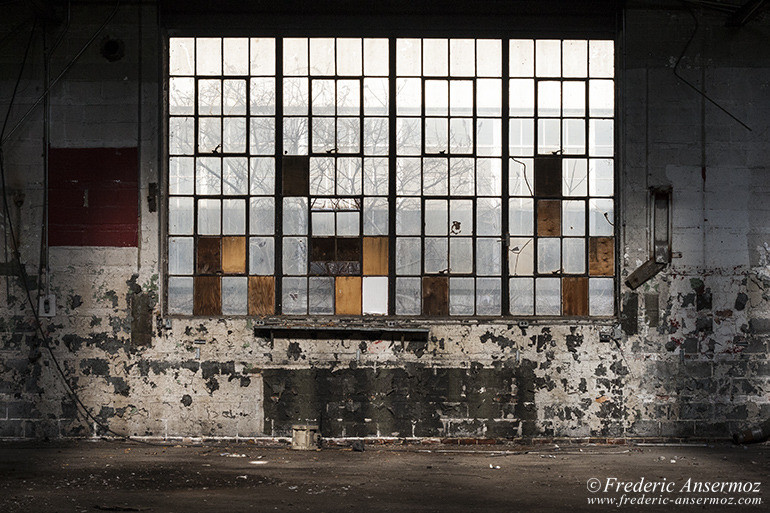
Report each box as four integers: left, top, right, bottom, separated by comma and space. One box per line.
336, 237, 361, 262
335, 276, 362, 315
363, 237, 388, 275
282, 156, 309, 196
248, 276, 275, 315
562, 276, 588, 316
196, 237, 221, 274
589, 236, 614, 276
222, 236, 246, 274
193, 276, 221, 316
537, 199, 561, 236
422, 276, 449, 316
534, 157, 561, 197
311, 237, 335, 262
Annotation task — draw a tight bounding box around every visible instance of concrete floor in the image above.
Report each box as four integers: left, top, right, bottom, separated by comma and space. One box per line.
0, 440, 767, 512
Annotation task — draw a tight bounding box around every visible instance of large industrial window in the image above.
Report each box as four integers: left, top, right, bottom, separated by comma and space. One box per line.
166, 37, 615, 318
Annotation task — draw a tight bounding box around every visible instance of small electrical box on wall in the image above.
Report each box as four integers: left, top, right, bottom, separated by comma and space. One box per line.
38, 294, 56, 317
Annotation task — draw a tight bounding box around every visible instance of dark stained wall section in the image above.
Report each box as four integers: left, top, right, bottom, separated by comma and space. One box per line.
48, 147, 138, 247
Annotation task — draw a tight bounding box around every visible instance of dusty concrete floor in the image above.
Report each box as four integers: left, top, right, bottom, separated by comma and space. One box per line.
0, 440, 767, 512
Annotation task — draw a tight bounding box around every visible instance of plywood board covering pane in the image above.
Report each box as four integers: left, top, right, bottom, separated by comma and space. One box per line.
283, 156, 310, 196
534, 157, 561, 197
363, 237, 388, 275
222, 236, 246, 273
562, 276, 588, 316
423, 276, 449, 316
196, 237, 221, 274
537, 200, 561, 236
335, 276, 362, 315
248, 276, 275, 315
589, 236, 614, 276
193, 276, 221, 315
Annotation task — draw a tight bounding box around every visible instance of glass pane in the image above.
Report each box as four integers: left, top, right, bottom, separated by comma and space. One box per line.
168, 277, 193, 315
397, 39, 421, 76
509, 277, 534, 315
476, 118, 501, 156
396, 198, 421, 235
197, 199, 221, 235
589, 199, 614, 236
223, 199, 246, 235
198, 79, 221, 115
222, 158, 248, 195
396, 277, 421, 315
363, 77, 388, 116
509, 118, 534, 156
476, 238, 501, 276
589, 40, 614, 78
396, 78, 421, 116
450, 80, 473, 116
449, 199, 473, 236
425, 80, 448, 116
562, 200, 585, 236
450, 39, 475, 76
250, 77, 276, 115
563, 238, 585, 274
396, 158, 421, 195
589, 159, 614, 197
476, 39, 502, 76
562, 40, 588, 78
283, 117, 308, 155
537, 118, 560, 154
168, 237, 193, 275
337, 211, 360, 236
282, 277, 307, 314
563, 119, 585, 155
364, 39, 389, 76
425, 200, 448, 236
223, 79, 246, 115
363, 276, 388, 315
589, 119, 613, 156
563, 158, 587, 196
169, 117, 194, 155
509, 79, 534, 117
337, 117, 360, 153
563, 81, 585, 117
425, 118, 448, 154
424, 237, 448, 273
477, 158, 501, 196
249, 237, 275, 275
196, 157, 221, 195
509, 158, 534, 196
223, 117, 246, 153
396, 237, 421, 275
449, 158, 474, 195
308, 277, 334, 315
422, 158, 448, 196
396, 117, 421, 155
169, 197, 194, 235
363, 117, 389, 155
198, 117, 222, 154
537, 237, 560, 273
423, 38, 448, 76
589, 277, 614, 315
249, 197, 275, 235
250, 38, 275, 75
337, 38, 363, 76
312, 117, 335, 153
535, 40, 560, 77
336, 158, 362, 195
310, 38, 335, 75
169, 157, 194, 195
449, 277, 474, 315
449, 238, 473, 274
537, 81, 560, 117
337, 80, 360, 116
311, 79, 335, 115
449, 118, 473, 154
364, 157, 389, 195
589, 79, 614, 117
196, 38, 221, 75
170, 77, 194, 115
310, 157, 334, 196
476, 198, 500, 236
476, 278, 501, 315
508, 237, 534, 276
169, 38, 194, 76
477, 79, 502, 117
283, 77, 309, 115
283, 198, 308, 235
249, 157, 275, 195
364, 197, 388, 235
283, 38, 308, 76
311, 211, 334, 236
282, 237, 307, 275
510, 39, 534, 77
509, 198, 534, 235
250, 117, 275, 155
222, 277, 248, 315
536, 277, 560, 315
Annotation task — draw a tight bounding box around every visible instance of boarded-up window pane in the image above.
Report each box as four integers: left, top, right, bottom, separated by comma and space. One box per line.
248, 276, 274, 315
423, 276, 449, 316
196, 237, 221, 274
537, 199, 561, 236
363, 237, 388, 275
194, 276, 221, 315
562, 276, 588, 316
589, 236, 614, 276
335, 276, 362, 315
283, 156, 310, 196
222, 236, 246, 274
534, 157, 561, 197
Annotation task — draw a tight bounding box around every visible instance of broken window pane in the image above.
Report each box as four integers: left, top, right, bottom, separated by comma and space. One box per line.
362, 276, 388, 315
536, 277, 560, 315
509, 277, 534, 315
508, 237, 534, 276
168, 277, 193, 315
476, 278, 501, 315
396, 277, 421, 315
249, 197, 274, 235
308, 276, 334, 314
282, 277, 308, 314
476, 238, 501, 276
283, 237, 307, 275
449, 277, 474, 315
589, 198, 614, 236
249, 237, 274, 275
450, 199, 474, 236
222, 277, 248, 315
589, 277, 614, 315
168, 237, 193, 275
